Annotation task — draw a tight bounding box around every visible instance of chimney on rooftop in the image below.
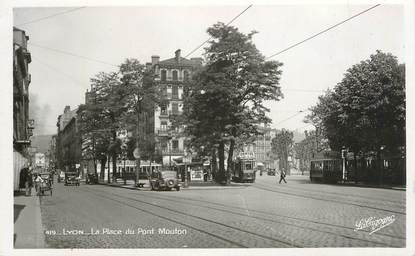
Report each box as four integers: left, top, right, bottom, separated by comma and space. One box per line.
175, 49, 181, 63
151, 55, 159, 65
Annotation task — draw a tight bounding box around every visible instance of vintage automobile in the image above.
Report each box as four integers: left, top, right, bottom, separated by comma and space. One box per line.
150, 170, 181, 191
86, 173, 99, 184
267, 169, 276, 176
64, 172, 80, 186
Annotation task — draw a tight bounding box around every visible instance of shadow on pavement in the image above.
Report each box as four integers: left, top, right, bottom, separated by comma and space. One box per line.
189, 181, 251, 187
14, 204, 25, 223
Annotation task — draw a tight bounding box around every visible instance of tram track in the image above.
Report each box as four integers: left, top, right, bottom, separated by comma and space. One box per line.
82, 185, 403, 247
257, 179, 405, 206
252, 181, 405, 215
120, 188, 405, 242
80, 186, 301, 248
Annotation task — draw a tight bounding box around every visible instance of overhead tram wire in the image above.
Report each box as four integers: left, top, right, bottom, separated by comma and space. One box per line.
184, 4, 253, 58
266, 4, 381, 59
29, 42, 119, 68
15, 7, 86, 26
274, 110, 308, 126
33, 56, 90, 89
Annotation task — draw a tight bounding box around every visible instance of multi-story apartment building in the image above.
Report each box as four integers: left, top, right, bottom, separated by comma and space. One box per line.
149, 49, 202, 165
253, 126, 278, 169
236, 125, 278, 170
56, 106, 81, 172
13, 27, 33, 191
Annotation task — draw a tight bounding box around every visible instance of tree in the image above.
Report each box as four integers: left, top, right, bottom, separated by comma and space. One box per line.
271, 129, 294, 174
78, 72, 122, 180
293, 129, 329, 175
117, 59, 165, 182
78, 59, 163, 182
307, 50, 405, 173
182, 22, 283, 184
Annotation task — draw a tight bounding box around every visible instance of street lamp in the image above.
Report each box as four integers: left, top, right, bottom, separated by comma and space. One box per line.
121, 144, 127, 185
167, 134, 173, 168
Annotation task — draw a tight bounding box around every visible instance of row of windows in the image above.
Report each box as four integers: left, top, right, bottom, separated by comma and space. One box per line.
160, 69, 190, 82
160, 102, 181, 115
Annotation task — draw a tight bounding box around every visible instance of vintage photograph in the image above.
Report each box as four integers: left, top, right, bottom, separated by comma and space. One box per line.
11, 3, 407, 252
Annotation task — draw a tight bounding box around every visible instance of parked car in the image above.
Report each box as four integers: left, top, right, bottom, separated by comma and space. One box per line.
150, 170, 181, 191
267, 169, 276, 176
86, 173, 98, 184
64, 172, 80, 186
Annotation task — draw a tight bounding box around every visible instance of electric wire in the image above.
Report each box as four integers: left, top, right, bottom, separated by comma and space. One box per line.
15, 7, 86, 26
184, 4, 253, 58
266, 4, 381, 59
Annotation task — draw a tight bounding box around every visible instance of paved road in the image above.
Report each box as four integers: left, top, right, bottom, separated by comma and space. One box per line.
38, 174, 405, 248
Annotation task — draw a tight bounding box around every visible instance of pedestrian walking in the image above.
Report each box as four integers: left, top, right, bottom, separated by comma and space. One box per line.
279, 168, 287, 184
24, 167, 33, 196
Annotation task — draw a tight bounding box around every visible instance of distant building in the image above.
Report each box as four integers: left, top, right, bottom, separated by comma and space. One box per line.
56, 106, 82, 173
235, 125, 278, 170
13, 27, 33, 191
149, 49, 202, 165
253, 126, 278, 169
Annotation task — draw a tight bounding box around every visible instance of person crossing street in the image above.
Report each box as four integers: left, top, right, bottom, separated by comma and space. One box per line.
279, 168, 287, 184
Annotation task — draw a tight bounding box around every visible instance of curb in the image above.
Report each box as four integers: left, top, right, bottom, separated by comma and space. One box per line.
334, 182, 406, 191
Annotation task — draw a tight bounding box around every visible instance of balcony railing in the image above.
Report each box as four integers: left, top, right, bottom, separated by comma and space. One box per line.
168, 110, 182, 115
157, 129, 169, 136
171, 94, 179, 100
162, 148, 184, 155
159, 111, 168, 117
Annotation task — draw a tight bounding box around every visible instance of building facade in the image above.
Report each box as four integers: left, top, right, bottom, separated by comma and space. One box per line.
149, 49, 202, 166
13, 27, 33, 191
252, 126, 278, 169
56, 106, 82, 173
235, 125, 278, 170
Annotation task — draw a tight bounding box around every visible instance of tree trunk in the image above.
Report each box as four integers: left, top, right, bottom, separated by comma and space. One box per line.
100, 157, 106, 180
353, 152, 357, 183
226, 139, 235, 185
92, 136, 97, 175
218, 141, 225, 183
112, 153, 117, 183
112, 131, 117, 178
377, 150, 383, 185
211, 148, 218, 182
107, 155, 111, 183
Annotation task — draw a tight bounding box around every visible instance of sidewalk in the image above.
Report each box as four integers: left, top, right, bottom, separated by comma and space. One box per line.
13, 192, 45, 248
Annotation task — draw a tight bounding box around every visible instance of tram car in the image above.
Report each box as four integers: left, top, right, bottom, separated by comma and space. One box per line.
231, 154, 256, 183
310, 151, 343, 183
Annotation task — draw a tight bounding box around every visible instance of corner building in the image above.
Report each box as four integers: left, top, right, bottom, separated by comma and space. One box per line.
149, 49, 202, 166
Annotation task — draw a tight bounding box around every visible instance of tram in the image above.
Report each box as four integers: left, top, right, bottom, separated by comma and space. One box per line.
231, 153, 256, 183
309, 151, 343, 183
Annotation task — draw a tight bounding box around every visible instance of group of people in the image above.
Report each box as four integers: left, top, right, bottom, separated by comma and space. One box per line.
19, 165, 49, 196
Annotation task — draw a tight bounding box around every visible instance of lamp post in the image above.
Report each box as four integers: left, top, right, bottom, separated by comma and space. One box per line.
122, 147, 127, 185
167, 134, 172, 168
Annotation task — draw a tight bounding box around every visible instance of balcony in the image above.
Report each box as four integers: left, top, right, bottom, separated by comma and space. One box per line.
171, 94, 179, 100
157, 129, 170, 136
162, 148, 184, 155
159, 111, 169, 117
168, 110, 182, 116
165, 92, 180, 100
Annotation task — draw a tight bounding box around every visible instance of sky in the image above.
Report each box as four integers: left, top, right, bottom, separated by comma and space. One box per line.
12, 3, 405, 136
